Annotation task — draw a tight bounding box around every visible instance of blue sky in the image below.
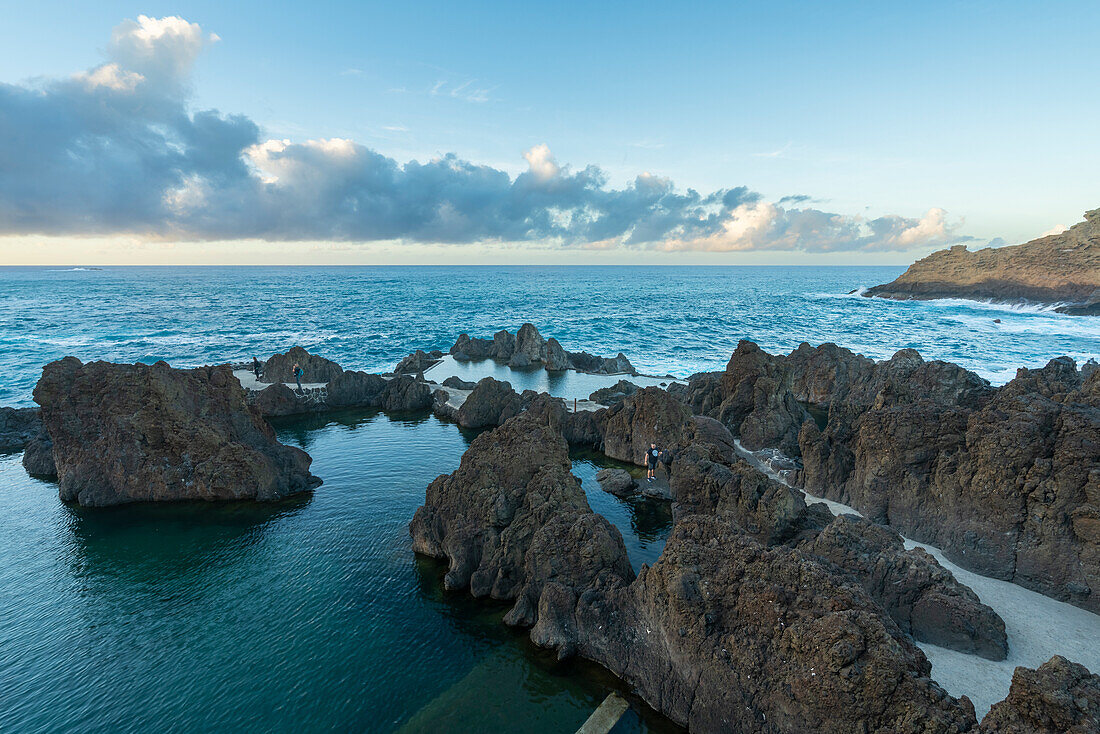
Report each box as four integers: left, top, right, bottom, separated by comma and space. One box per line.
0, 1, 1097, 264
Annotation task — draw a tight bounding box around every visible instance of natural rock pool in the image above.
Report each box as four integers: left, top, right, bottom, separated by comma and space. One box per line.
0, 403, 681, 733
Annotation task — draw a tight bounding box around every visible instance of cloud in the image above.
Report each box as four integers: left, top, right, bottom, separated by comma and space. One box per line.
0, 16, 971, 253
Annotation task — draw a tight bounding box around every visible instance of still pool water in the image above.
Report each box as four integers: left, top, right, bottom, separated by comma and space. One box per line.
0, 407, 679, 734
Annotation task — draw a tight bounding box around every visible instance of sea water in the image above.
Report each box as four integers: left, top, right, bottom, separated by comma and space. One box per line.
2, 265, 1098, 407
1, 265, 1098, 733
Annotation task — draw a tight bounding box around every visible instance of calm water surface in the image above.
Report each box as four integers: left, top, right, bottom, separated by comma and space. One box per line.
0, 407, 677, 733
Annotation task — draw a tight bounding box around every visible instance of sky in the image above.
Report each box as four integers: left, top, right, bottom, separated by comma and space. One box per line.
0, 1, 1097, 265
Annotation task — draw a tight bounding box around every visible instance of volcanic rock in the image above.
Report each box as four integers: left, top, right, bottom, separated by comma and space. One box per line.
262, 346, 343, 383
601, 387, 691, 465
589, 380, 639, 406
509, 323, 545, 368
251, 382, 314, 416
865, 208, 1100, 314
544, 337, 570, 371
0, 406, 41, 452
979, 655, 1100, 732
409, 413, 634, 634
379, 375, 432, 412
33, 358, 320, 506
326, 370, 387, 408
441, 376, 477, 391
455, 377, 523, 429
395, 349, 441, 374
450, 333, 494, 361
595, 467, 636, 497
22, 433, 55, 477
545, 514, 979, 733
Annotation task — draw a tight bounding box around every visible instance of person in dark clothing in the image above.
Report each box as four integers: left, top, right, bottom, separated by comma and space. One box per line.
252, 356, 262, 380
293, 363, 304, 393
644, 442, 660, 481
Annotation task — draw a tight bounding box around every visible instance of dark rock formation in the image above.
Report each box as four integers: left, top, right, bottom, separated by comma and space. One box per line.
326, 370, 387, 408
441, 376, 477, 391
409, 413, 634, 634
979, 655, 1100, 732
601, 387, 691, 465
668, 417, 1008, 660
395, 349, 442, 374
799, 515, 1008, 660
379, 375, 432, 413
455, 377, 523, 429
22, 433, 55, 477
448, 327, 638, 375
33, 358, 320, 506
251, 382, 315, 416
865, 208, 1100, 314
450, 333, 494, 361
262, 346, 343, 383
595, 467, 636, 497
544, 337, 570, 371
509, 323, 545, 368
678, 339, 1098, 613
544, 514, 979, 733
589, 380, 639, 406
798, 354, 1100, 612
0, 406, 41, 452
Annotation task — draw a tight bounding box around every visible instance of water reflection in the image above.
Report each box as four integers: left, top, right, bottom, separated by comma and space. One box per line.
62, 493, 312, 583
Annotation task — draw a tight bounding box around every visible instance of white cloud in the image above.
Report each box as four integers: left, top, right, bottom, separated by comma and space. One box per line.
522, 143, 560, 180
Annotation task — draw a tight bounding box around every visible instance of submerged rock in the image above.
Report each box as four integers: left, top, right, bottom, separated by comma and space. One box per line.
595, 467, 636, 497
409, 413, 634, 635
33, 358, 320, 506
441, 376, 477, 391
262, 346, 343, 384
979, 655, 1100, 732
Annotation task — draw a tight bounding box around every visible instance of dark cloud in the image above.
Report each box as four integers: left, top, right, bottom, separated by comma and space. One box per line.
0, 16, 970, 253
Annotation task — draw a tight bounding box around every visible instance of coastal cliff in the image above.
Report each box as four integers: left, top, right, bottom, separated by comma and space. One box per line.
865, 209, 1100, 314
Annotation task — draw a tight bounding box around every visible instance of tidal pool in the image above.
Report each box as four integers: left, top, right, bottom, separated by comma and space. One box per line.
0, 407, 681, 733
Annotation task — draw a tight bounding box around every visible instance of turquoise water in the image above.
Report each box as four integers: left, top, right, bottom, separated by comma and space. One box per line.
0, 407, 677, 733
2, 265, 1098, 407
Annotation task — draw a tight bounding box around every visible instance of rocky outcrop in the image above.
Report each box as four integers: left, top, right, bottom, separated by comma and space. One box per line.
589, 380, 639, 406
454, 377, 523, 429
595, 467, 636, 497
601, 387, 691, 465
865, 208, 1100, 314
0, 406, 41, 452
546, 514, 980, 733
409, 413, 634, 633
667, 418, 1008, 660
441, 376, 477, 391
262, 346, 343, 383
251, 382, 315, 416
378, 375, 432, 413
33, 358, 320, 506
448, 325, 638, 375
979, 655, 1100, 732
22, 433, 55, 477
395, 349, 443, 374
326, 370, 387, 408
798, 355, 1100, 612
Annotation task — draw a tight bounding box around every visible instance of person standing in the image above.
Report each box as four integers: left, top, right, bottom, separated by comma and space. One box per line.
293, 362, 304, 393
252, 356, 262, 380
644, 442, 660, 482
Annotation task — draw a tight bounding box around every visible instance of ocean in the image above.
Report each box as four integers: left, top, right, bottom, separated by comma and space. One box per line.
1, 265, 1098, 733
2, 265, 1097, 407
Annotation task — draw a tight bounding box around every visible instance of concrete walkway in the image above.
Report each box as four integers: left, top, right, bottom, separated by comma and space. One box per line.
575, 692, 629, 734
233, 370, 326, 391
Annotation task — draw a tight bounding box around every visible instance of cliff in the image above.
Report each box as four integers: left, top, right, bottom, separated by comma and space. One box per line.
865, 209, 1100, 314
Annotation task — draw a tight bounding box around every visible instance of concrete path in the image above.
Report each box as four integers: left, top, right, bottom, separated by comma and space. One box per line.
232, 369, 326, 391
575, 692, 629, 734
